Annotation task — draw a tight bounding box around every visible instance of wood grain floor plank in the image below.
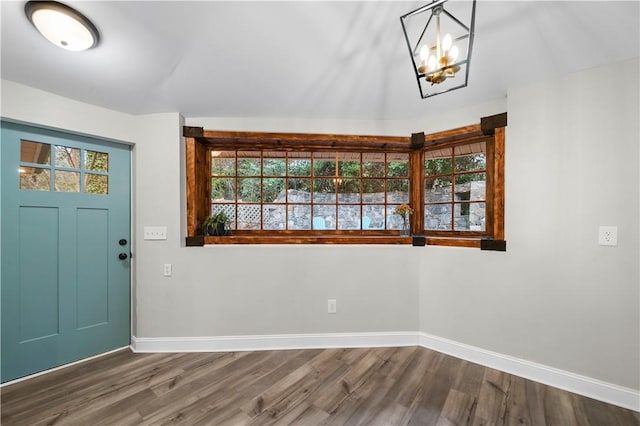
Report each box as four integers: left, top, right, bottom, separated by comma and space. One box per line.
1, 347, 637, 426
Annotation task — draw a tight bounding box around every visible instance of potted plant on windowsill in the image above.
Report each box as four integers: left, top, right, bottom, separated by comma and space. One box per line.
202, 211, 230, 236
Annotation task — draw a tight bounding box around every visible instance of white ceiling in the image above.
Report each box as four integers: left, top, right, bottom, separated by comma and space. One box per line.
1, 1, 638, 121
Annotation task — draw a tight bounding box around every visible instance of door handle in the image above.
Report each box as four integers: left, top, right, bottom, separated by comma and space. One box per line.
118, 253, 128, 260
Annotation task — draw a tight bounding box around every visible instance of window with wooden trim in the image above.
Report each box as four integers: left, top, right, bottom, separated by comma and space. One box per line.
184, 113, 506, 247
210, 151, 410, 232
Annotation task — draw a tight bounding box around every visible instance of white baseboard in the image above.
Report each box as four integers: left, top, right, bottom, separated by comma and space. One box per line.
418, 332, 640, 412
130, 331, 418, 353
131, 331, 639, 412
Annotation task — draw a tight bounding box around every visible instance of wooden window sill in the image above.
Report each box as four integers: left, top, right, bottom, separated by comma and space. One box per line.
203, 235, 413, 245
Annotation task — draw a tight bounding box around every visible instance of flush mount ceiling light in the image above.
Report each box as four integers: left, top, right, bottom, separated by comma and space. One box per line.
25, 1, 99, 51
401, 0, 476, 99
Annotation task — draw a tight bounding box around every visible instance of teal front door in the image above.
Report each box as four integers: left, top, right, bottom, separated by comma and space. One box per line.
1, 121, 131, 383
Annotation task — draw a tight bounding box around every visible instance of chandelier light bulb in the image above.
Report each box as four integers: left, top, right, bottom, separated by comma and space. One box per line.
442, 33, 453, 52
450, 45, 459, 62
427, 55, 437, 71
419, 45, 430, 62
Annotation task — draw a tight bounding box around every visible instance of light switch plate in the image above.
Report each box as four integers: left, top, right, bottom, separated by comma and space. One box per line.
144, 226, 167, 240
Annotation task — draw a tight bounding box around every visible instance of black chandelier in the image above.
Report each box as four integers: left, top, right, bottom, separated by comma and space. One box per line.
401, 0, 476, 99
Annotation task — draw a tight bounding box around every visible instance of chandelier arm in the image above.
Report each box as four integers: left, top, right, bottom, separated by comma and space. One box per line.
441, 9, 470, 33
400, 0, 448, 20
412, 13, 434, 56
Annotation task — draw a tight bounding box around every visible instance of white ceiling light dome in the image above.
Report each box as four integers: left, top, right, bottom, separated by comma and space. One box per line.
25, 1, 99, 51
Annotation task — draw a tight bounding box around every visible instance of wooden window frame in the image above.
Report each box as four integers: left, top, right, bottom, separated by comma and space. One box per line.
185, 113, 505, 248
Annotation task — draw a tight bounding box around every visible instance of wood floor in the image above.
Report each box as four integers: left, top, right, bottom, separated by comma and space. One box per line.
1, 347, 638, 425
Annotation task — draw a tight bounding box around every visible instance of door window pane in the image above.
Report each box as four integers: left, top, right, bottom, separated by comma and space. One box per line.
20, 141, 51, 165
55, 146, 80, 169
20, 167, 50, 191
84, 174, 108, 194
84, 150, 109, 172
54, 171, 80, 192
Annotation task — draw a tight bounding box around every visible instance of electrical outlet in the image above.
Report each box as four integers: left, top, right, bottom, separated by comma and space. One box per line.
163, 263, 172, 277
144, 226, 167, 240
598, 226, 618, 246
327, 299, 337, 314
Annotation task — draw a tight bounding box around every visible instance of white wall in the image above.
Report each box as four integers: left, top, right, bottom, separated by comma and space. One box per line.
1, 57, 638, 394
419, 57, 640, 390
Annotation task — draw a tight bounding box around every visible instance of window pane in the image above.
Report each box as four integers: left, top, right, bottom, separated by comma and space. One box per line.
387, 153, 409, 177
211, 151, 236, 176
338, 152, 360, 177
237, 204, 260, 229
425, 176, 451, 203
287, 178, 311, 202
363, 205, 385, 229
425, 148, 452, 176
338, 205, 361, 230
212, 178, 235, 201
21, 140, 51, 165
313, 206, 336, 230
84, 174, 108, 194
262, 178, 285, 203
338, 179, 360, 203
54, 170, 80, 192
237, 151, 260, 176
313, 178, 336, 203
288, 156, 311, 176
455, 173, 486, 201
85, 150, 109, 171
454, 142, 486, 172
362, 179, 385, 203
363, 153, 385, 177
288, 205, 311, 230
238, 178, 260, 202
454, 202, 486, 231
212, 204, 236, 230
263, 153, 285, 176
313, 153, 336, 177
388, 179, 409, 204
263, 204, 286, 230
425, 204, 452, 230
55, 146, 80, 169
20, 167, 50, 191
386, 206, 405, 230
